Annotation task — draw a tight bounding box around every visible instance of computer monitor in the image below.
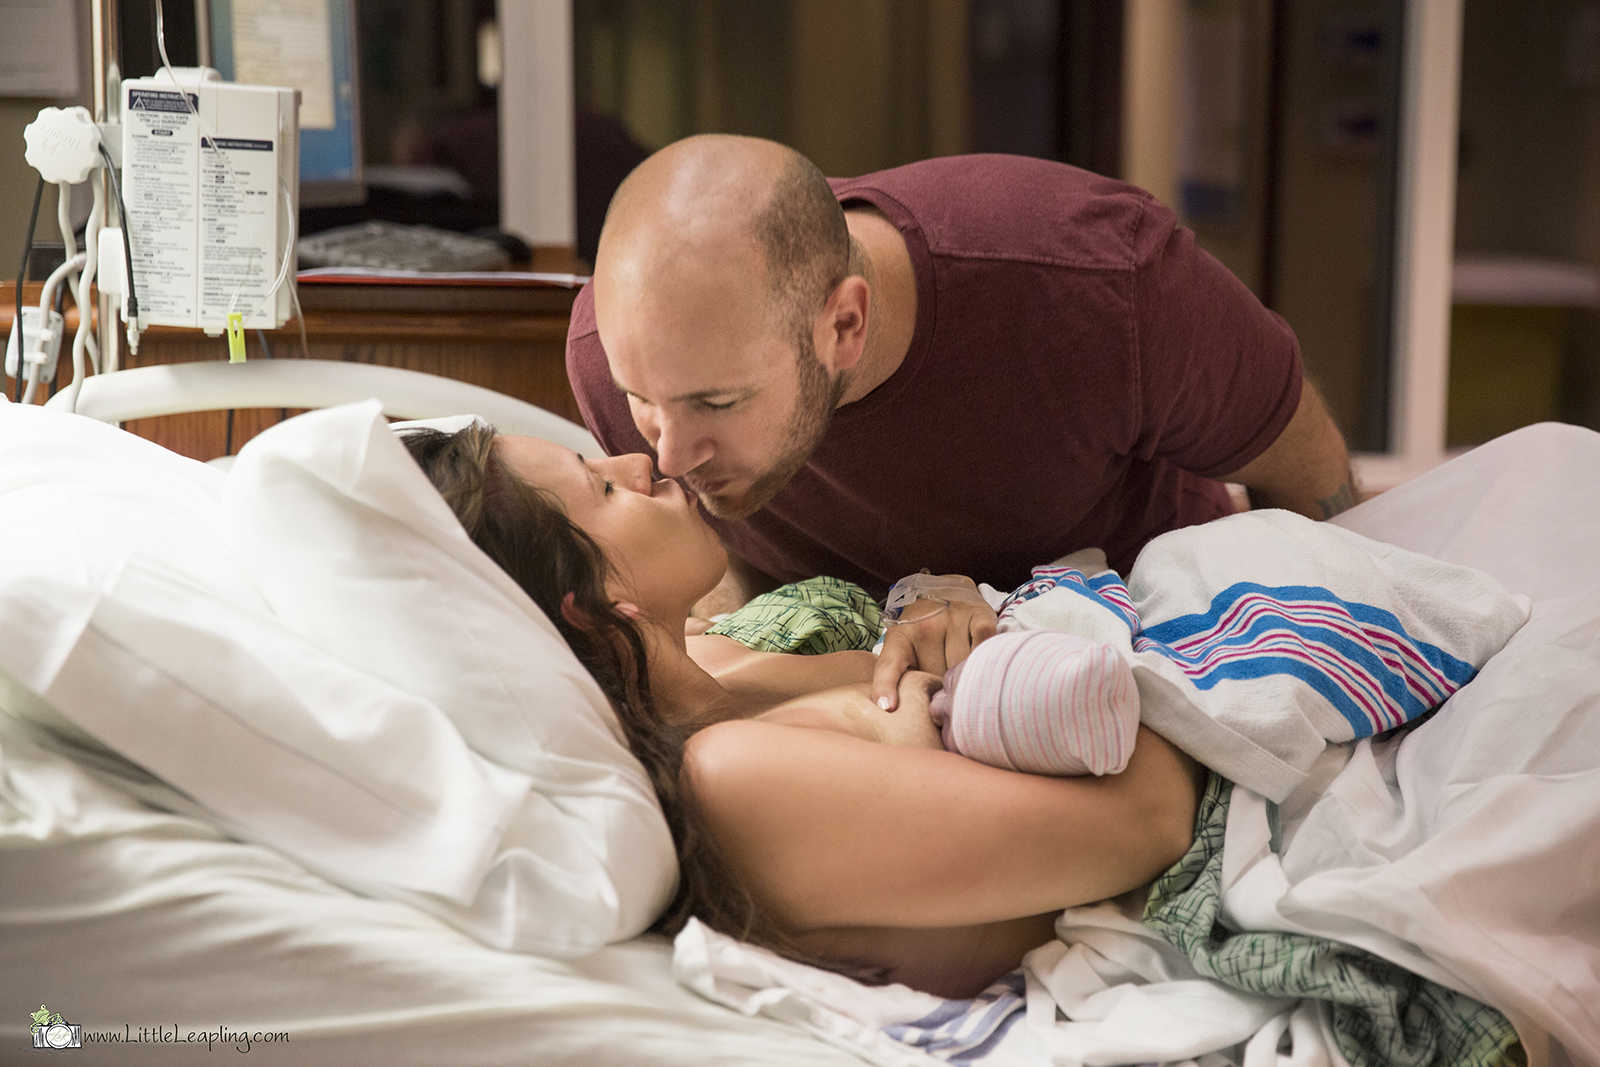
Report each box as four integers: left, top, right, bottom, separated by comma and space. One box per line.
208, 0, 364, 208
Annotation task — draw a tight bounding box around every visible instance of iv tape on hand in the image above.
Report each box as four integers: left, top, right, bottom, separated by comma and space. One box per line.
882, 571, 990, 621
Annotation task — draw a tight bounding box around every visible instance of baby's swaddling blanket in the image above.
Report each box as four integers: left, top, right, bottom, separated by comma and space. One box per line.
984, 509, 1530, 801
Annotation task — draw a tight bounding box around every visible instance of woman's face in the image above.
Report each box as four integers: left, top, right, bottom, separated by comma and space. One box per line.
494, 434, 728, 620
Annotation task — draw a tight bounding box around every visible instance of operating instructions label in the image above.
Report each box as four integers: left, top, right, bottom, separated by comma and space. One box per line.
123, 87, 201, 325
198, 135, 278, 323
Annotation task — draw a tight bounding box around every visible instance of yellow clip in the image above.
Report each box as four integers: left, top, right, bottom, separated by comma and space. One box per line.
226, 313, 246, 363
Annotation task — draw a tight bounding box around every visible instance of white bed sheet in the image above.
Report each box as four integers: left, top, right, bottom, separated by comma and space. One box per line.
2, 421, 1595, 1066
0, 715, 861, 1065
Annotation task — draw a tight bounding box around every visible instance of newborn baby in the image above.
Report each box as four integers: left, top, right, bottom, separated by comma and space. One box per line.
922, 507, 1528, 792
929, 630, 1140, 776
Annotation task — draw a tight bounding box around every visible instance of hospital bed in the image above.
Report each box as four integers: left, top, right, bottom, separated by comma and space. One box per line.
1, 369, 1596, 1066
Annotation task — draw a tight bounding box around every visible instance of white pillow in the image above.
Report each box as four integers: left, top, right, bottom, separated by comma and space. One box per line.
0, 401, 675, 957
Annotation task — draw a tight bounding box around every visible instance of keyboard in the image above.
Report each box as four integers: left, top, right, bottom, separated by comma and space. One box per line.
297, 221, 513, 273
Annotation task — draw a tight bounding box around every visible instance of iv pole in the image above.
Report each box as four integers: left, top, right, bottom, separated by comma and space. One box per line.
90, 0, 122, 375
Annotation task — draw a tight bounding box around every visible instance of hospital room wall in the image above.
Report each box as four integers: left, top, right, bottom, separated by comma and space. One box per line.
1122, 0, 1400, 454
1448, 0, 1600, 442
1121, 0, 1272, 295
0, 0, 94, 284
570, 1, 972, 178
1122, 0, 1600, 459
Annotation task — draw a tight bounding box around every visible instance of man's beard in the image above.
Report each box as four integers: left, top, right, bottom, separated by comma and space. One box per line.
691, 332, 844, 520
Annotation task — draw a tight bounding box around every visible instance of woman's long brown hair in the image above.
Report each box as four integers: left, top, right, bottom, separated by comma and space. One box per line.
400, 425, 851, 968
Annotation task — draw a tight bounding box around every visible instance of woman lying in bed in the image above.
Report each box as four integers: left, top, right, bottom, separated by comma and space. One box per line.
402, 424, 1206, 999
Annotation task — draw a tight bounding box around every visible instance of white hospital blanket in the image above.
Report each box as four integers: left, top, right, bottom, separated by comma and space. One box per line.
674, 424, 1600, 1067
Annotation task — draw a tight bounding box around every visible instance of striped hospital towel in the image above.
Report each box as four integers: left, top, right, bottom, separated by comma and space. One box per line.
995, 510, 1530, 801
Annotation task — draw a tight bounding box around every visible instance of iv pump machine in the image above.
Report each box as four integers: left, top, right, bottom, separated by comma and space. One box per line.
118, 71, 300, 335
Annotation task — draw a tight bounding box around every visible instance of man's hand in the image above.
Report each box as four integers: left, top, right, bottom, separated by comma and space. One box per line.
872, 592, 997, 711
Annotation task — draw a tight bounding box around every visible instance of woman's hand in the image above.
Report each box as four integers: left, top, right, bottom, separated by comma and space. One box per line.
872, 576, 997, 710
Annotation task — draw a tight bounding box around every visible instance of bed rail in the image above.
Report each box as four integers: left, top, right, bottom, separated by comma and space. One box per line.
40, 359, 600, 455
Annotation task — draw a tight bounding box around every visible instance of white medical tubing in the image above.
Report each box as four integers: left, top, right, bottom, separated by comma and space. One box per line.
22, 250, 90, 401
57, 181, 77, 263
154, 0, 177, 77
55, 179, 99, 372
61, 182, 104, 413
36, 253, 88, 318
55, 181, 101, 376
242, 186, 299, 321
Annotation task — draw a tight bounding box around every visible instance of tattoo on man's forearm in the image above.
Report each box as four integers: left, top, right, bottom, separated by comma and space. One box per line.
1317, 481, 1357, 518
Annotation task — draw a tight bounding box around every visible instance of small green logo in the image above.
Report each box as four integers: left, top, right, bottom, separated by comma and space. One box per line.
29, 1006, 63, 1036
29, 1005, 81, 1050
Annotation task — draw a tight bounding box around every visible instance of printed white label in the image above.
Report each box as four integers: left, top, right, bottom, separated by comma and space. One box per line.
123, 87, 200, 326
199, 136, 279, 324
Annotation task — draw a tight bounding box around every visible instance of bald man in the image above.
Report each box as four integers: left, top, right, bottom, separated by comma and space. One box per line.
566, 135, 1355, 704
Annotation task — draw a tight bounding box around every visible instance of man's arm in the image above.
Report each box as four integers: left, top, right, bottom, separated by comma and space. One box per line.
688, 552, 778, 632
1222, 378, 1357, 519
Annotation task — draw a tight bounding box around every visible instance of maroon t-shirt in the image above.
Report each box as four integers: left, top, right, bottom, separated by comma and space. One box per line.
566, 155, 1302, 597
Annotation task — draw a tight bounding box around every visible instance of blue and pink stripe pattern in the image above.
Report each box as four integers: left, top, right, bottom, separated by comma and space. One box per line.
1137, 581, 1479, 737
998, 565, 1480, 738
998, 563, 1139, 634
